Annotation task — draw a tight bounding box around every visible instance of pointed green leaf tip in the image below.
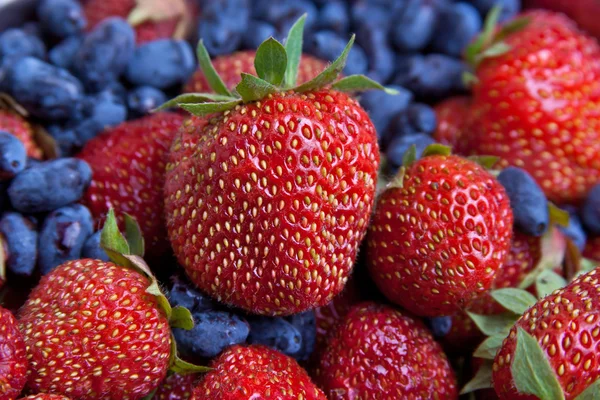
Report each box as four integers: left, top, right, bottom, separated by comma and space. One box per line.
283, 14, 306, 88
255, 38, 287, 86
576, 379, 600, 400
467, 311, 519, 337
474, 334, 505, 360
461, 359, 493, 394
196, 40, 233, 97
512, 327, 565, 400
124, 213, 144, 257
490, 288, 537, 315
332, 75, 398, 94
402, 145, 417, 167
100, 209, 129, 255
421, 143, 452, 158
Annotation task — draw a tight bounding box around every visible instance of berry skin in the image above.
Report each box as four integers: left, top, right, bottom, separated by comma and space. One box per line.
0, 110, 42, 159
0, 306, 28, 400
153, 373, 198, 400
460, 11, 600, 204
0, 212, 38, 276
18, 259, 172, 399
392, 0, 438, 52
0, 130, 26, 179
492, 265, 600, 399
431, 2, 482, 57
18, 396, 71, 400
308, 31, 368, 76
433, 96, 471, 149
48, 36, 82, 69
127, 86, 167, 118
246, 316, 303, 357
164, 90, 379, 315
314, 302, 458, 399
385, 133, 436, 172
37, 0, 87, 39
584, 236, 600, 262
191, 345, 326, 400
78, 112, 185, 258
367, 154, 513, 316
82, 231, 110, 261
0, 28, 46, 62
524, 0, 600, 39
359, 85, 413, 143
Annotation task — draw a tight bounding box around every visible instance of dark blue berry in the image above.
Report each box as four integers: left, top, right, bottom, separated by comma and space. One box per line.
127, 86, 167, 117
8, 158, 92, 213
198, 0, 250, 56
406, 103, 437, 134
26, 157, 42, 169
392, 0, 438, 52
255, 0, 317, 33
0, 212, 38, 276
497, 166, 550, 237
317, 1, 349, 34
559, 206, 587, 251
247, 316, 303, 356
169, 275, 216, 313
285, 311, 316, 360
125, 40, 195, 89
386, 133, 436, 170
81, 231, 109, 261
0, 131, 26, 180
72, 18, 135, 92
0, 29, 46, 63
582, 184, 600, 236
38, 204, 94, 274
73, 90, 127, 145
22, 22, 44, 39
424, 316, 453, 338
308, 31, 368, 76
49, 36, 82, 69
242, 20, 277, 50
7, 57, 84, 121
468, 0, 521, 22
350, 1, 392, 31
104, 81, 128, 105
356, 25, 395, 83
359, 85, 413, 143
173, 310, 249, 359
45, 125, 78, 157
37, 0, 87, 38
431, 2, 482, 57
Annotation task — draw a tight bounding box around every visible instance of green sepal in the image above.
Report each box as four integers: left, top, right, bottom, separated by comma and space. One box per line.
236, 73, 279, 103
388, 166, 406, 189
474, 334, 506, 360
461, 359, 493, 394
490, 288, 537, 315
331, 75, 399, 94
156, 93, 238, 111
576, 379, 600, 400
581, 258, 599, 274
495, 16, 532, 43
462, 71, 479, 87
170, 305, 195, 330
518, 227, 566, 290
535, 270, 567, 298
124, 213, 145, 257
283, 14, 307, 88
100, 209, 130, 255
402, 145, 417, 167
468, 155, 499, 169
255, 37, 287, 86
196, 40, 233, 97
467, 311, 519, 337
473, 41, 511, 66
179, 99, 242, 116
465, 5, 502, 66
512, 327, 565, 400
169, 335, 211, 374
548, 203, 569, 228
421, 143, 452, 158
294, 34, 355, 93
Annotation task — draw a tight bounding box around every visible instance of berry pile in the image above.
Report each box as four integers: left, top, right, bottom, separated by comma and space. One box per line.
0, 0, 598, 399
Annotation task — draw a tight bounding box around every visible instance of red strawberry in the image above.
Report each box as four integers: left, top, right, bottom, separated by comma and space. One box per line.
367, 151, 513, 316
18, 396, 72, 400
0, 110, 42, 159
153, 373, 198, 400
459, 11, 600, 204
433, 96, 471, 149
83, 0, 195, 44
314, 302, 458, 399
78, 112, 185, 258
584, 236, 600, 261
0, 306, 28, 400
191, 345, 326, 400
184, 51, 328, 93
524, 0, 600, 39
492, 265, 600, 399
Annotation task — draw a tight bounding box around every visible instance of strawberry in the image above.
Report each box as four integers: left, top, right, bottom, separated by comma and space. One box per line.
524, 0, 600, 39
83, 0, 195, 44
78, 112, 185, 259
0, 109, 42, 159
584, 236, 600, 261
433, 96, 471, 150
459, 11, 600, 204
492, 265, 600, 399
0, 306, 28, 400
191, 345, 326, 400
153, 373, 197, 400
184, 50, 328, 94
367, 148, 513, 316
314, 302, 458, 399
163, 18, 386, 315
18, 396, 72, 400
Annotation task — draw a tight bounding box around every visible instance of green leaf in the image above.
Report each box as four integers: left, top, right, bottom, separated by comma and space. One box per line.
519, 226, 567, 290
548, 203, 570, 227
581, 258, 598, 273
462, 71, 479, 87
512, 327, 565, 400
535, 270, 567, 298
495, 16, 532, 42
461, 359, 493, 394
235, 73, 279, 103
402, 145, 417, 167
576, 379, 600, 400
196, 40, 233, 97
388, 166, 406, 189
490, 288, 537, 315
421, 144, 452, 158
100, 209, 129, 255
124, 213, 145, 257
179, 99, 242, 116
170, 306, 195, 330
294, 34, 355, 93
467, 312, 519, 337
474, 334, 506, 360
156, 93, 238, 111
465, 5, 501, 66
283, 14, 307, 88
474, 41, 511, 65
331, 75, 399, 94
254, 38, 287, 86
468, 155, 500, 169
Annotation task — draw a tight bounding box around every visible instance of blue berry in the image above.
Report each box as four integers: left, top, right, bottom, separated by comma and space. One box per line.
247, 316, 303, 356
0, 29, 46, 64
559, 206, 587, 251
317, 1, 350, 34
468, 0, 521, 22
7, 57, 84, 121
8, 158, 92, 213
81, 231, 109, 261
127, 86, 167, 117
198, 0, 250, 56
497, 166, 550, 237
431, 2, 482, 57
0, 212, 38, 276
173, 310, 249, 358
406, 103, 437, 134
0, 131, 26, 180
73, 90, 127, 145
49, 36, 82, 69
285, 311, 316, 360
392, 0, 438, 52
22, 22, 44, 39
350, 1, 392, 30
45, 125, 78, 157
424, 316, 453, 338
242, 20, 277, 50
386, 133, 436, 170
104, 81, 128, 104
582, 184, 600, 235
308, 31, 368, 76
37, 0, 87, 38
26, 157, 42, 169
125, 40, 195, 89
169, 275, 216, 313
359, 85, 413, 142
356, 25, 395, 83
262, 0, 318, 39
38, 204, 94, 274
72, 18, 135, 92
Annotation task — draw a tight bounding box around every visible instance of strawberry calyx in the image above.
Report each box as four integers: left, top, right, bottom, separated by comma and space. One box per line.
100, 209, 210, 374
157, 15, 397, 117
127, 0, 192, 39
388, 144, 454, 189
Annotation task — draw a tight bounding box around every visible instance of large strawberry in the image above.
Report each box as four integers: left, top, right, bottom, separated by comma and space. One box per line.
525, 0, 600, 39
459, 10, 600, 204
153, 373, 197, 400
314, 302, 458, 399
191, 345, 326, 400
163, 17, 389, 315
0, 109, 42, 159
0, 306, 28, 400
18, 210, 206, 399
433, 96, 471, 150
78, 112, 185, 258
18, 396, 71, 400
367, 147, 513, 316
492, 265, 600, 399
584, 236, 600, 261
184, 50, 328, 94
